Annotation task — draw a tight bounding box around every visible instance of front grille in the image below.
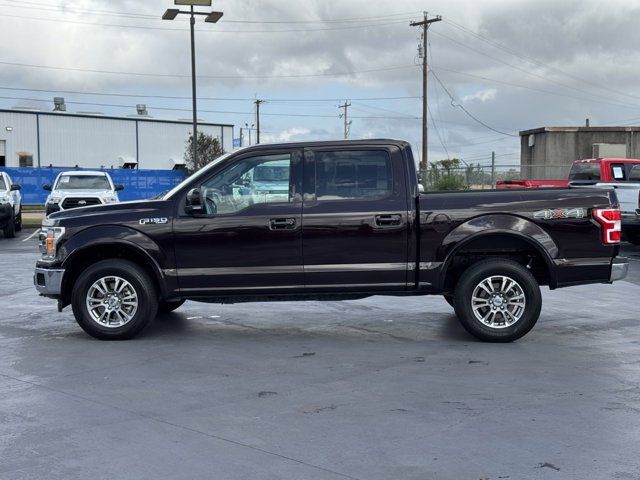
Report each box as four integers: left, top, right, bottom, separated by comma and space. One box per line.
61, 197, 102, 209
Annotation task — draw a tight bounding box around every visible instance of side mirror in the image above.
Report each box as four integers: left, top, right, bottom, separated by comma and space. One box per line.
185, 188, 205, 215
43, 184, 52, 191
114, 184, 125, 191
10, 184, 21, 191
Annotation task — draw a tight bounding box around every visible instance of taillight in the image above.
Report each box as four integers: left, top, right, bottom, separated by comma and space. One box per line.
593, 208, 621, 244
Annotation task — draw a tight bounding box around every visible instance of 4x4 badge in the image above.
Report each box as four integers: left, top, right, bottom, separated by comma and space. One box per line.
533, 208, 586, 220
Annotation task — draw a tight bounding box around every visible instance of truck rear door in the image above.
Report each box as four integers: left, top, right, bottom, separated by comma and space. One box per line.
301, 145, 410, 291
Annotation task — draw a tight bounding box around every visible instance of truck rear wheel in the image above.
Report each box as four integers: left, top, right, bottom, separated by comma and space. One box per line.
453, 259, 542, 342
71, 259, 158, 340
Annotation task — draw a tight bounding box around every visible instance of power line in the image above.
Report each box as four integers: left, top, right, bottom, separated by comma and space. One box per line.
1, 1, 421, 24
0, 12, 417, 33
441, 17, 640, 104
430, 70, 518, 137
0, 60, 415, 80
0, 85, 421, 103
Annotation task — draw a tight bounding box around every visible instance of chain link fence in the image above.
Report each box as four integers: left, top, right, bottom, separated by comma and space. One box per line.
420, 162, 572, 191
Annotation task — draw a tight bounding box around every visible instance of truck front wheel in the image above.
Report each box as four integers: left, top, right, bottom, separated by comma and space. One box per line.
453, 259, 542, 342
71, 259, 158, 340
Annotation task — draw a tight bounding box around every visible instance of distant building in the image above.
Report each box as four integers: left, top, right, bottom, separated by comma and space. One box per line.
520, 125, 640, 179
0, 106, 234, 170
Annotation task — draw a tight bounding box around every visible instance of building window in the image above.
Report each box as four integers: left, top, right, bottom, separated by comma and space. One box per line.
18, 153, 33, 167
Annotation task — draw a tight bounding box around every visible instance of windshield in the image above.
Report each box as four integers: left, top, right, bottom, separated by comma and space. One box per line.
162, 151, 235, 200
55, 175, 111, 190
569, 162, 600, 181
0, 177, 6, 190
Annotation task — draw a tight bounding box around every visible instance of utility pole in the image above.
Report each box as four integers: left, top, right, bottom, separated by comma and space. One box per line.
410, 12, 441, 175
491, 151, 496, 187
255, 99, 265, 144
239, 128, 244, 148
338, 100, 352, 139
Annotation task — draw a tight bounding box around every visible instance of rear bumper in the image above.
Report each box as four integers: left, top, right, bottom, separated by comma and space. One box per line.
34, 267, 65, 296
610, 257, 629, 282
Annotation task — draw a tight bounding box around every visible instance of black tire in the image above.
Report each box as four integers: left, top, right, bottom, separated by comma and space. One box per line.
443, 294, 455, 308
453, 259, 542, 342
158, 299, 185, 314
15, 210, 22, 232
71, 259, 158, 340
3, 211, 15, 238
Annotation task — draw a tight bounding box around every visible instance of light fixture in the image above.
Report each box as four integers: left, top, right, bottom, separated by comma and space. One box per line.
5, 126, 13, 132
204, 11, 223, 23
162, 8, 179, 20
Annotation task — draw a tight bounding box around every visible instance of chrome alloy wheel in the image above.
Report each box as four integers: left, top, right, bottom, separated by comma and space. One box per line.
471, 275, 526, 329
85, 276, 138, 328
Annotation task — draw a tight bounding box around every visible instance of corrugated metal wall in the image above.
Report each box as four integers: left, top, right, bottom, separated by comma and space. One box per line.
39, 114, 136, 169
0, 110, 233, 169
0, 111, 39, 166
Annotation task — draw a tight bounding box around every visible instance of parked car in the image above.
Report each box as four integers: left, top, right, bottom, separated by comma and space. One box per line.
43, 171, 124, 216
0, 171, 22, 238
34, 140, 627, 342
569, 158, 640, 244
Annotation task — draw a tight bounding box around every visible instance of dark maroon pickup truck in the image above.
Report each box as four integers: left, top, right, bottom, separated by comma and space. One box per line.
35, 139, 628, 342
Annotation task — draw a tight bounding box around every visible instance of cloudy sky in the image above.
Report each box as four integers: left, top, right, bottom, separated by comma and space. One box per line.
1, 0, 640, 166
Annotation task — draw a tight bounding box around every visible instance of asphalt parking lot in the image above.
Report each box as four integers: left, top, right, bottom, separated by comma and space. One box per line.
1, 230, 639, 480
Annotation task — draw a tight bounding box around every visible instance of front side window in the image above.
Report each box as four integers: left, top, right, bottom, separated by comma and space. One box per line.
55, 175, 111, 190
314, 150, 393, 201
629, 165, 640, 182
200, 153, 291, 215
610, 164, 627, 181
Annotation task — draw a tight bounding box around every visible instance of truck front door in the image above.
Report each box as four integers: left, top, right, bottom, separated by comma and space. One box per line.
301, 146, 410, 291
173, 149, 303, 295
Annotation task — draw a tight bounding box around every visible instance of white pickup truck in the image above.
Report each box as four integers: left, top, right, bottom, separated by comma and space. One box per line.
569, 159, 640, 244
44, 171, 124, 216
0, 171, 22, 238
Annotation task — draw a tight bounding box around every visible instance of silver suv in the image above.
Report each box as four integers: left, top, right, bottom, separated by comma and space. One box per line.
44, 171, 123, 216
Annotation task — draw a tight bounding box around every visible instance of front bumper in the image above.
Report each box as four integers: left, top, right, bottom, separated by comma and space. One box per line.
34, 267, 65, 296
610, 257, 629, 282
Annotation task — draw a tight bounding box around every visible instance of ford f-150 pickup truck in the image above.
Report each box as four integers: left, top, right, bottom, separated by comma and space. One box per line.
34, 140, 628, 342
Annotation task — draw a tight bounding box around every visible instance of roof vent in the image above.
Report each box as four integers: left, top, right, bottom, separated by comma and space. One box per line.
53, 97, 66, 112
136, 104, 148, 116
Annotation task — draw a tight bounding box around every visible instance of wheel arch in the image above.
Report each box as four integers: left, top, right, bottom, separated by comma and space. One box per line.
437, 214, 558, 291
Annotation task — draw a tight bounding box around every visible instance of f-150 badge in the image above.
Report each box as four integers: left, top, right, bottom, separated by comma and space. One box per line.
533, 208, 586, 220
139, 217, 169, 225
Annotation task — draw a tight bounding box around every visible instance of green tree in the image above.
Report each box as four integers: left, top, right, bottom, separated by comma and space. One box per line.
184, 131, 225, 173
429, 158, 469, 191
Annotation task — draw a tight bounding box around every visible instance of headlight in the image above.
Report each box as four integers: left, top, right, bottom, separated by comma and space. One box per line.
48, 195, 62, 204
39, 226, 65, 260
103, 195, 118, 204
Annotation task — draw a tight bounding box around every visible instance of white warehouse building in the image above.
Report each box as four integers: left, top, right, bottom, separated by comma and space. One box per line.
0, 106, 234, 170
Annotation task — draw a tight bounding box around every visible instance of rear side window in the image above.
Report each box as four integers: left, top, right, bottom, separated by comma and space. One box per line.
569, 162, 600, 181
629, 165, 640, 182
610, 164, 627, 181
314, 150, 393, 201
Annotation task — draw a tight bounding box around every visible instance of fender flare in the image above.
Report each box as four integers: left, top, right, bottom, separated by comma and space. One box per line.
437, 214, 559, 289
59, 225, 169, 297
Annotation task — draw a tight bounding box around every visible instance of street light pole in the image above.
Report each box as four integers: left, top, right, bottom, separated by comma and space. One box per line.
189, 5, 198, 167
162, 2, 223, 168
